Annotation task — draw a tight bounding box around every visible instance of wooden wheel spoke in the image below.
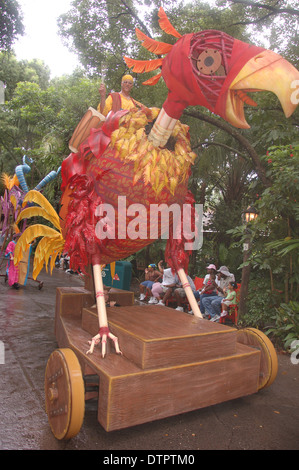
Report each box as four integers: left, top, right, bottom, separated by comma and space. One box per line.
45, 348, 85, 440
237, 328, 278, 390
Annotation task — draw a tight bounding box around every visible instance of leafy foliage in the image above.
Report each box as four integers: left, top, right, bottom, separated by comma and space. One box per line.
0, 0, 24, 51
266, 301, 299, 351
243, 145, 299, 301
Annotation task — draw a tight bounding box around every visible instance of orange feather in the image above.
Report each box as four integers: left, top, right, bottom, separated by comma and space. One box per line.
124, 57, 163, 73
236, 90, 257, 107
142, 73, 162, 86
158, 7, 182, 39
135, 28, 173, 55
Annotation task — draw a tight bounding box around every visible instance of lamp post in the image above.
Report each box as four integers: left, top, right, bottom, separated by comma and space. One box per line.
243, 206, 258, 224
238, 206, 258, 320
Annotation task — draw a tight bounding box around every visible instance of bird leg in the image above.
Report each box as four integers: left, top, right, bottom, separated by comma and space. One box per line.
177, 268, 203, 318
147, 108, 177, 148
86, 264, 122, 357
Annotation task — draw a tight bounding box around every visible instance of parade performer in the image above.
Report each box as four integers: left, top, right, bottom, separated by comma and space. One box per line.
98, 74, 143, 116
5, 238, 19, 289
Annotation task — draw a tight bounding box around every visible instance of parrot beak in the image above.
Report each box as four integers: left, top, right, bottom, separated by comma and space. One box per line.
226, 50, 299, 128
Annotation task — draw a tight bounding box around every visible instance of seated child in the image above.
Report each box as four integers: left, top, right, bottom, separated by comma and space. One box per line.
220, 281, 238, 317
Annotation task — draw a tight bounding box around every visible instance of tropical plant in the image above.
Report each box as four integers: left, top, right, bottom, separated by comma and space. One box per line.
266, 301, 299, 351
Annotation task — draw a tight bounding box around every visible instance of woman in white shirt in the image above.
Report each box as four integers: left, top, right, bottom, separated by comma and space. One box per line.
150, 260, 176, 305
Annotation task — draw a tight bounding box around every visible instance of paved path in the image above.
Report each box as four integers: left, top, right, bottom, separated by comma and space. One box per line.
0, 267, 298, 451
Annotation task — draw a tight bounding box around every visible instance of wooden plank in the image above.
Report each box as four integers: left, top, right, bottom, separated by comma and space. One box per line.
81, 305, 237, 368
100, 344, 260, 431
56, 315, 141, 376
55, 309, 260, 433
55, 287, 94, 319
108, 288, 134, 306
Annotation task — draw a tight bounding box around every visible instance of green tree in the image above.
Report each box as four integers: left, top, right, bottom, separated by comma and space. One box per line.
252, 144, 299, 300
0, 0, 24, 51
0, 60, 102, 205
228, 143, 299, 324
0, 52, 51, 100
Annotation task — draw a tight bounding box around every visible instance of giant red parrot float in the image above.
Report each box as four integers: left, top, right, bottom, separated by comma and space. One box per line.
15, 7, 299, 358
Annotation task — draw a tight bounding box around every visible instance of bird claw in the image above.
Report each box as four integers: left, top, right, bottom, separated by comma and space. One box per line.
86, 326, 122, 358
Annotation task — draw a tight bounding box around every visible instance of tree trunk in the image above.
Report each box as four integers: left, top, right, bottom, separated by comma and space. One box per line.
238, 233, 251, 320
183, 110, 271, 188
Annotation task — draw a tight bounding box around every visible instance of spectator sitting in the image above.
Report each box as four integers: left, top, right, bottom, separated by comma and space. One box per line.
220, 281, 238, 318
150, 260, 176, 305
199, 271, 217, 297
202, 266, 235, 322
139, 264, 162, 302
197, 264, 218, 313
173, 273, 196, 312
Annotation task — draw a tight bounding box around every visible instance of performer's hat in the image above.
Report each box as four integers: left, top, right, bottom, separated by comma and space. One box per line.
122, 74, 134, 82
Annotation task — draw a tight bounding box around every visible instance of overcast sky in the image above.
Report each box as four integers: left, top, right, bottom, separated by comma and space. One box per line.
13, 0, 220, 78
14, 0, 80, 78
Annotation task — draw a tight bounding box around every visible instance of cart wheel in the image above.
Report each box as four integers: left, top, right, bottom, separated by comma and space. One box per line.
237, 328, 278, 390
45, 348, 85, 440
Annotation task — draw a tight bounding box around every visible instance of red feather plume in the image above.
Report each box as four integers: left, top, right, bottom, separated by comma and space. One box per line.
142, 73, 162, 86
158, 6, 182, 39
135, 28, 173, 55
124, 56, 163, 73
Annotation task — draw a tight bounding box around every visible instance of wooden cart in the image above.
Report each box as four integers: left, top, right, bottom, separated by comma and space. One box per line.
45, 285, 278, 440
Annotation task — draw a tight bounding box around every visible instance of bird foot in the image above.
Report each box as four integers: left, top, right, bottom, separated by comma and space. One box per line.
86, 326, 122, 358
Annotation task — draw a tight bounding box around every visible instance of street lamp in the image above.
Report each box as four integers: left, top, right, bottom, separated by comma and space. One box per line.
243, 206, 258, 224
239, 206, 258, 320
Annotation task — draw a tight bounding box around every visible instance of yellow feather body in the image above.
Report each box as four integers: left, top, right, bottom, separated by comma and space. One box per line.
111, 108, 195, 196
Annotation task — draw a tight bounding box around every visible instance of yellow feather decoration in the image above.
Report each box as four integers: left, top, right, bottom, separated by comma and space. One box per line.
110, 262, 116, 281
1, 173, 20, 190
22, 190, 60, 228
12, 174, 20, 187
33, 236, 64, 279
14, 224, 63, 266
111, 107, 196, 196
13, 223, 20, 234
16, 206, 61, 231
10, 195, 17, 210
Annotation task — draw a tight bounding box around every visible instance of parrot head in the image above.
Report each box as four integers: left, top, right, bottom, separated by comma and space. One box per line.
124, 7, 299, 129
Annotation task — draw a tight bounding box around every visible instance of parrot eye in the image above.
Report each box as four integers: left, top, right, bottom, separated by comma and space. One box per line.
196, 49, 223, 75
190, 30, 234, 107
